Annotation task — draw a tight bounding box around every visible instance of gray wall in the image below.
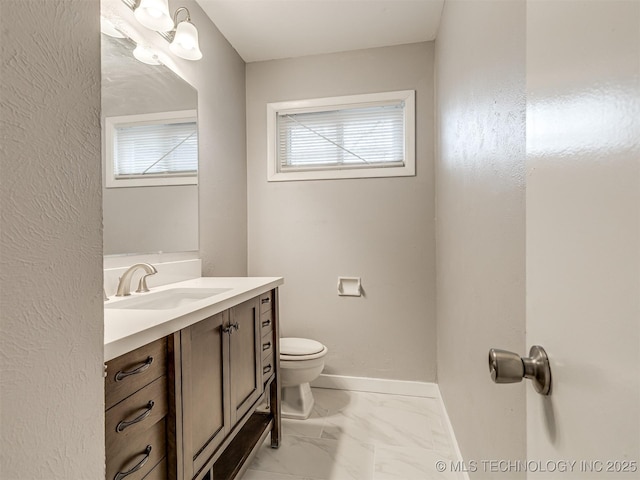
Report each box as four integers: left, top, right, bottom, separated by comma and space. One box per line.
175, 0, 247, 276
247, 43, 436, 381
435, 0, 526, 476
0, 0, 105, 478
105, 0, 248, 275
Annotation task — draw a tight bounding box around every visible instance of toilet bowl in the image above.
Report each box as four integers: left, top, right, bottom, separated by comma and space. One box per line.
280, 337, 328, 420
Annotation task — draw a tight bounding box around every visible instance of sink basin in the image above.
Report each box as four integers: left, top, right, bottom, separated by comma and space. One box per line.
105, 287, 231, 310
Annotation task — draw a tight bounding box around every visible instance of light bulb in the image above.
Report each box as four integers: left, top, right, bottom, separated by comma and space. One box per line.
133, 44, 161, 65
178, 37, 195, 51
134, 0, 174, 32
147, 7, 162, 19
169, 20, 202, 61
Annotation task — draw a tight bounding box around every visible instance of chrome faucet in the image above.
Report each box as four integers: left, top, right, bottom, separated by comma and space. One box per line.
115, 263, 158, 297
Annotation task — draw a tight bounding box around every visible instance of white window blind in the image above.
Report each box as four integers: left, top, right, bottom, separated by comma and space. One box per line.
277, 103, 405, 171
114, 121, 197, 178
267, 90, 415, 182
105, 110, 198, 188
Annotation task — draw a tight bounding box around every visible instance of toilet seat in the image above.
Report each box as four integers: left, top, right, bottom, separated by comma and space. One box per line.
280, 337, 327, 360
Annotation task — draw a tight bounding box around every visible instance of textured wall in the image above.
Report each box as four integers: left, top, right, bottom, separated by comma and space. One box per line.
435, 1, 526, 476
103, 0, 248, 275
247, 43, 436, 381
0, 1, 105, 478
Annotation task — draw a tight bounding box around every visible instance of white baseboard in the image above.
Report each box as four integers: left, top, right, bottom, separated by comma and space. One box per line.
436, 389, 470, 480
310, 373, 439, 398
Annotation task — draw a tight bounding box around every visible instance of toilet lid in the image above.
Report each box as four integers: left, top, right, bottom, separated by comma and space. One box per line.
280, 337, 324, 356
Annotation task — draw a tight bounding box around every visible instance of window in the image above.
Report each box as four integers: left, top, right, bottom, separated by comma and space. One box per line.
105, 110, 197, 188
267, 90, 415, 182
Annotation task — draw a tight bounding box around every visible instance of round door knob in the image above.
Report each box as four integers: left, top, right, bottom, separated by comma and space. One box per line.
488, 349, 524, 384
488, 346, 551, 395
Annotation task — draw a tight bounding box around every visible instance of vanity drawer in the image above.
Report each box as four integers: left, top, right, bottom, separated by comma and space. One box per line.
105, 376, 168, 455
106, 419, 166, 480
262, 354, 274, 384
105, 337, 167, 410
260, 310, 273, 337
259, 290, 273, 315
260, 334, 274, 362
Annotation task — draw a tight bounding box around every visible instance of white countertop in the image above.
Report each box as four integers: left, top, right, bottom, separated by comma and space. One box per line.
104, 277, 284, 361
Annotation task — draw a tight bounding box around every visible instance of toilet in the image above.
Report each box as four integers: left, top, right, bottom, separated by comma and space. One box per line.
279, 337, 328, 420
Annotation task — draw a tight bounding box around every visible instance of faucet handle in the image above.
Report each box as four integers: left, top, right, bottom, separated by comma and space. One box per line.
136, 273, 155, 293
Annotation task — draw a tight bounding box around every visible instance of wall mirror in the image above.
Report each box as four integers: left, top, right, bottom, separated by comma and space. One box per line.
101, 30, 198, 256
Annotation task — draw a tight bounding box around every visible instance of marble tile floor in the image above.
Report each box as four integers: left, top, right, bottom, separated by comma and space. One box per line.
244, 387, 464, 480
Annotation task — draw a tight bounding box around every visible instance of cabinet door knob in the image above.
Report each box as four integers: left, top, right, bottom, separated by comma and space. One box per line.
222, 323, 239, 335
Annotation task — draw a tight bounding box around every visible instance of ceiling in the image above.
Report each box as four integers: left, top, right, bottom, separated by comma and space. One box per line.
195, 0, 444, 63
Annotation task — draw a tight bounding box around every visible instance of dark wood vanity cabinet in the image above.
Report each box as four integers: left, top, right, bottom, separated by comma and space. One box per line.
104, 337, 170, 480
179, 311, 231, 478
105, 288, 281, 480
180, 294, 280, 480
229, 298, 263, 425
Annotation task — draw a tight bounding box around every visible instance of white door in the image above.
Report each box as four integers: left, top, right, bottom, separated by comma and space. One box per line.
526, 1, 639, 478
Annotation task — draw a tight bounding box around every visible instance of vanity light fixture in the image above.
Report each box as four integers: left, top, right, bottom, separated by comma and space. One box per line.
133, 0, 174, 32
133, 44, 161, 65
124, 0, 203, 61
168, 7, 203, 61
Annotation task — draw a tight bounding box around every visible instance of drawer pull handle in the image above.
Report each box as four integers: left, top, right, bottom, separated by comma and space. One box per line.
114, 445, 152, 480
115, 357, 153, 382
262, 342, 271, 351
261, 297, 271, 304
116, 401, 155, 433
262, 319, 271, 328
263, 365, 272, 375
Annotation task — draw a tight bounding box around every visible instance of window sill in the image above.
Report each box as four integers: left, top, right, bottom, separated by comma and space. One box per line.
106, 175, 198, 188
267, 163, 415, 182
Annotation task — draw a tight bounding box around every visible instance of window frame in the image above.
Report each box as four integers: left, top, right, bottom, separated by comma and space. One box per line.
104, 109, 198, 188
266, 90, 415, 182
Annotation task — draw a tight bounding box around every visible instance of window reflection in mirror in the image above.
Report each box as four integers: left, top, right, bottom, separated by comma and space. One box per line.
101, 32, 198, 256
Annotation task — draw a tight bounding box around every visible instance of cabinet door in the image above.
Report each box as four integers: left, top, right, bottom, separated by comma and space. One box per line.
180, 311, 230, 479
229, 298, 263, 425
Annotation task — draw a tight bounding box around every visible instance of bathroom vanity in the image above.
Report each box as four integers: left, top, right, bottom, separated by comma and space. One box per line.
104, 277, 283, 480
